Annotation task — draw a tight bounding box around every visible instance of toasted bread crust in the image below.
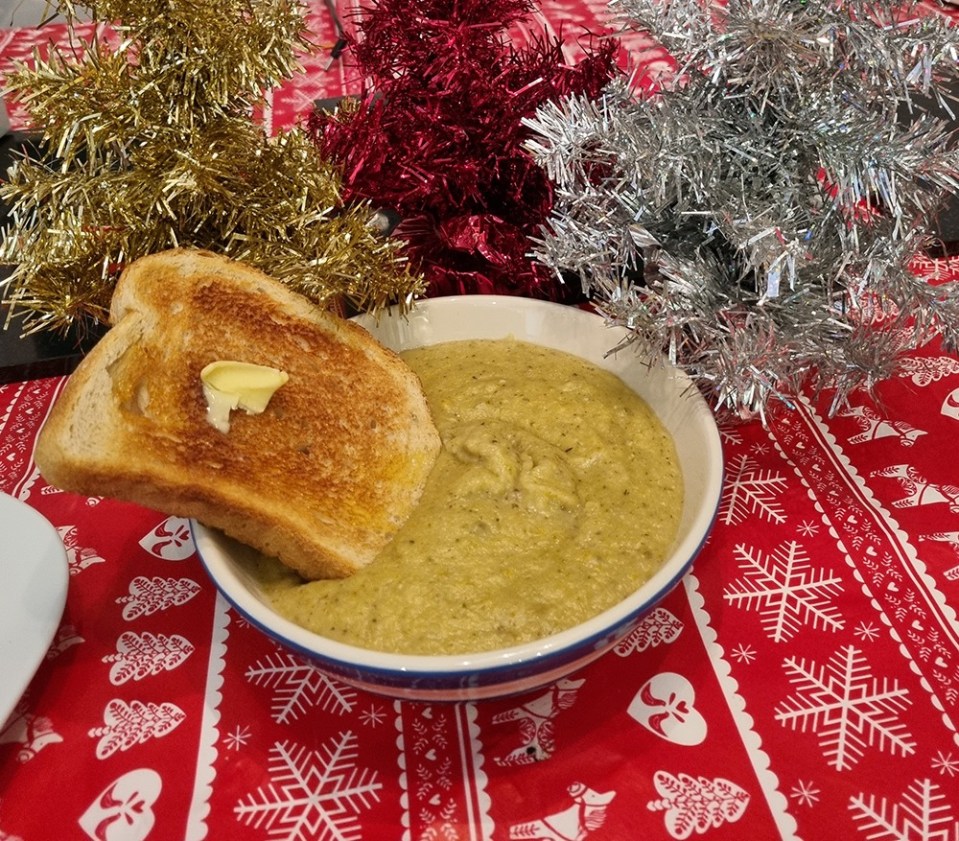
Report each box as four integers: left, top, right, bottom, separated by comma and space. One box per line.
35, 248, 441, 579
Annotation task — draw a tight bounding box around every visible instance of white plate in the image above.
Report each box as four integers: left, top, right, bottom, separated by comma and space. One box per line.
0, 493, 68, 724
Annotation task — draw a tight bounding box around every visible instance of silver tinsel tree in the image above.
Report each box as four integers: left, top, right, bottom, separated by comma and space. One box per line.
525, 0, 959, 418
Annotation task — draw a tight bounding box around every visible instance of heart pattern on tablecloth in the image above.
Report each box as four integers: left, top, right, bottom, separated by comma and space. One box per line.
79, 768, 161, 841
628, 672, 707, 746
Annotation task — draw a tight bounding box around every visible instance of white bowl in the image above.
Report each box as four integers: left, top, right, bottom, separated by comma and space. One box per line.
193, 296, 723, 702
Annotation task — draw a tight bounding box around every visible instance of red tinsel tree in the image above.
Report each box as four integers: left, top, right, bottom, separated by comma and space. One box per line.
308, 0, 617, 301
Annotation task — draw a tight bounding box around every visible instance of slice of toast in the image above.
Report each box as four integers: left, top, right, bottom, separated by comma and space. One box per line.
35, 248, 441, 579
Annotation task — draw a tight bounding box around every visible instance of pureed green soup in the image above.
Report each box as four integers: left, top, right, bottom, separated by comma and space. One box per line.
247, 338, 684, 654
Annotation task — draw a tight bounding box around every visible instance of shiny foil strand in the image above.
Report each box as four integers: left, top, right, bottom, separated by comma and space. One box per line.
308, 0, 618, 301
527, 0, 959, 418
1, 0, 422, 335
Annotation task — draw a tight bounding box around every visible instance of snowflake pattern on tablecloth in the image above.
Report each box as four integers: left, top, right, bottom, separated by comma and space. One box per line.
775, 645, 916, 771
790, 780, 820, 808
718, 454, 788, 526
357, 704, 387, 728
853, 621, 881, 642
932, 752, 959, 777
722, 540, 845, 642
849, 779, 959, 840
223, 725, 252, 751
234, 734, 381, 841
719, 425, 744, 447
245, 652, 357, 724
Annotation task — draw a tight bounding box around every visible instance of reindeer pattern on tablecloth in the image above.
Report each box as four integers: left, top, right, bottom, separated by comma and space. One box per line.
509, 782, 616, 841
0, 702, 63, 763
840, 405, 927, 446
491, 678, 584, 766
920, 532, 959, 554
870, 464, 959, 513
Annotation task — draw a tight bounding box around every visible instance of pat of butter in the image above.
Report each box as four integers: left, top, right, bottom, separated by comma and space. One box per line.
200, 360, 289, 433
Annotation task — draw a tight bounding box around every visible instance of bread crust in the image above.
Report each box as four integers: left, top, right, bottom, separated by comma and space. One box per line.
35, 248, 441, 579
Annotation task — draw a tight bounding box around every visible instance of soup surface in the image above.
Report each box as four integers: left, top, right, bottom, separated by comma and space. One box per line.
248, 338, 683, 654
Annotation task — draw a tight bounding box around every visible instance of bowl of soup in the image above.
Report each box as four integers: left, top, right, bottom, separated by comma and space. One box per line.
193, 295, 723, 701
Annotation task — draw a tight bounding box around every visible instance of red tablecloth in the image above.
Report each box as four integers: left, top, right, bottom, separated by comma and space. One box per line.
3, 4, 959, 840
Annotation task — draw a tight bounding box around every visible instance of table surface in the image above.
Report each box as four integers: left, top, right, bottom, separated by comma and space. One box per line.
3, 4, 959, 841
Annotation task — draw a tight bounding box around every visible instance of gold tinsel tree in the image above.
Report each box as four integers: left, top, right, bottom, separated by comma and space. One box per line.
0, 0, 423, 336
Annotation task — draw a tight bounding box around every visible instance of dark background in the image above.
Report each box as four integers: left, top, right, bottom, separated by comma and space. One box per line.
1, 131, 108, 384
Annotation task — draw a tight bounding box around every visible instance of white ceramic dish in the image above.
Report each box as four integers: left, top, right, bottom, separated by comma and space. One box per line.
0, 493, 69, 724
193, 296, 723, 702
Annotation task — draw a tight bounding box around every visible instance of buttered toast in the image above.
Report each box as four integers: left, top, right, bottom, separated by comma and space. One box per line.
35, 248, 441, 579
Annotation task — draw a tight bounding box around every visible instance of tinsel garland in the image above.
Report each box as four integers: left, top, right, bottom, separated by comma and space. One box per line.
525, 0, 959, 418
0, 0, 423, 337
308, 0, 617, 302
